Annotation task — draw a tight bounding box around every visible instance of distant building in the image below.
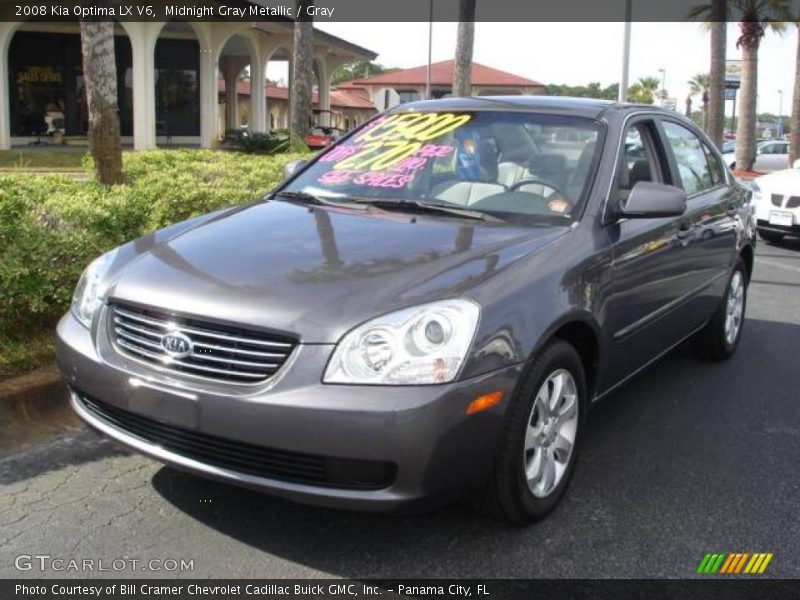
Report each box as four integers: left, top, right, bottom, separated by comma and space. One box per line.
0, 17, 376, 149
338, 59, 546, 111
218, 80, 376, 136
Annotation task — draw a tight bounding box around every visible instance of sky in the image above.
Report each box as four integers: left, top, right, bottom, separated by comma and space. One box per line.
268, 21, 796, 117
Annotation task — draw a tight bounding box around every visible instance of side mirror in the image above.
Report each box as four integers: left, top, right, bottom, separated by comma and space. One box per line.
283, 159, 307, 180
793, 158, 800, 170
621, 181, 686, 219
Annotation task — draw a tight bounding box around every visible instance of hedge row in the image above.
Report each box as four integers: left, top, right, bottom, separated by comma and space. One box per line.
0, 150, 307, 341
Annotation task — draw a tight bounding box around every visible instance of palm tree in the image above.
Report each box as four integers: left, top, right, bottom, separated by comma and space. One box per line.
289, 1, 314, 147
78, 8, 122, 184
790, 23, 800, 165
689, 1, 728, 147
689, 73, 712, 130
627, 77, 660, 104
730, 0, 790, 170
453, 0, 477, 97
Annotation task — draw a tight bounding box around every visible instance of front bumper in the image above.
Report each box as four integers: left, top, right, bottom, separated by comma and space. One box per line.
756, 218, 800, 238
57, 311, 522, 511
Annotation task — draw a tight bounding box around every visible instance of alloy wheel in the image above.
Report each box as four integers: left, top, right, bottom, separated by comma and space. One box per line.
523, 369, 579, 498
724, 271, 744, 346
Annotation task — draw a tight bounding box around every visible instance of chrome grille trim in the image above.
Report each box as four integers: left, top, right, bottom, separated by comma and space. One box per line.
114, 307, 293, 349
110, 304, 296, 385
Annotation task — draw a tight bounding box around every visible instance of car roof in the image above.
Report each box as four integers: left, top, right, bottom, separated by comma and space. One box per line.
393, 95, 670, 119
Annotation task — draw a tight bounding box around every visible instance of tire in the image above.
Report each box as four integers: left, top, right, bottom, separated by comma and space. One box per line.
474, 339, 588, 523
758, 229, 785, 244
692, 258, 748, 360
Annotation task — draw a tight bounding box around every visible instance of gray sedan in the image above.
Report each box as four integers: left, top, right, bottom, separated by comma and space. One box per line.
58, 97, 754, 522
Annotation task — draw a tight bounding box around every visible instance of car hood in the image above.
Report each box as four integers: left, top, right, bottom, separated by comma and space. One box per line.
755, 168, 800, 194
107, 199, 567, 343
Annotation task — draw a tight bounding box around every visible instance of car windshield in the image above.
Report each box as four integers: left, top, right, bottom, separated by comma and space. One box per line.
281, 110, 604, 225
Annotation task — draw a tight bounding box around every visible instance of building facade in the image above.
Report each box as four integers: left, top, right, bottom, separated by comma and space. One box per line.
0, 19, 376, 149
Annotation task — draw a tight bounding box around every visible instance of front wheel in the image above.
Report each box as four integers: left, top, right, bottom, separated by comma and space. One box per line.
474, 340, 587, 522
692, 258, 747, 360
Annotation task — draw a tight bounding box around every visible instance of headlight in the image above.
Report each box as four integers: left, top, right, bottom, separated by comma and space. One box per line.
324, 300, 480, 385
70, 249, 118, 328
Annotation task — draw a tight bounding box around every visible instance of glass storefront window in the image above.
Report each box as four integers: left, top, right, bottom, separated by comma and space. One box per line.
14, 66, 66, 135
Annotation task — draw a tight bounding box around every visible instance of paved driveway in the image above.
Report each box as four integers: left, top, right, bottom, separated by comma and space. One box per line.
2, 240, 799, 579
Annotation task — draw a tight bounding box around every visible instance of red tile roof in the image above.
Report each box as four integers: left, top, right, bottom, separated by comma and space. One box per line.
338, 59, 542, 88
219, 80, 375, 110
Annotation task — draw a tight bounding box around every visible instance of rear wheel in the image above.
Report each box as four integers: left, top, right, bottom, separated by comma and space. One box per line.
474, 340, 587, 522
692, 258, 747, 360
758, 229, 785, 244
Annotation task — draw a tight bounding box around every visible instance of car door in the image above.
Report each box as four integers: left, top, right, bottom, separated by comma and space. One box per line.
658, 118, 738, 325
604, 117, 701, 384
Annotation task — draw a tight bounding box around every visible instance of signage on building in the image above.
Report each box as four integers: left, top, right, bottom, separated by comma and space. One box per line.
725, 60, 741, 90
16, 66, 62, 84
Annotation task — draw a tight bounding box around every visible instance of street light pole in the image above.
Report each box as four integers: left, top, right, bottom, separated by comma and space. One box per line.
777, 89, 784, 138
658, 68, 666, 105
425, 0, 433, 100
618, 0, 632, 103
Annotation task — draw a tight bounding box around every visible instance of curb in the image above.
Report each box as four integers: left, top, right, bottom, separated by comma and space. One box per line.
0, 364, 64, 405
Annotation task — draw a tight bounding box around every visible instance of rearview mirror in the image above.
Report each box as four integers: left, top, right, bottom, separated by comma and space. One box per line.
621, 181, 686, 219
283, 159, 307, 180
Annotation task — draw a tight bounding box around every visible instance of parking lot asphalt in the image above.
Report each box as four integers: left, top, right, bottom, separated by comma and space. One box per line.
1, 239, 799, 579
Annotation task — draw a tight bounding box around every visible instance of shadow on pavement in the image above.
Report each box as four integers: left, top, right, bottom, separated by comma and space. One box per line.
0, 386, 130, 485
150, 318, 800, 578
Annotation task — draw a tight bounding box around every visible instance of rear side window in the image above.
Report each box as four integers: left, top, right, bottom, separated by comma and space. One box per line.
702, 144, 725, 186
661, 121, 715, 196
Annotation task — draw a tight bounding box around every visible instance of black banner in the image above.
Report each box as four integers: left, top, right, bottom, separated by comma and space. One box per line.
3, 579, 800, 600
3, 0, 800, 22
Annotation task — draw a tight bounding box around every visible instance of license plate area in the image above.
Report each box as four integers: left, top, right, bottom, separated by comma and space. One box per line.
769, 210, 794, 227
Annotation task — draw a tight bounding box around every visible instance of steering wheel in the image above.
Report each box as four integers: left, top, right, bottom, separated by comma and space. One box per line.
509, 178, 566, 199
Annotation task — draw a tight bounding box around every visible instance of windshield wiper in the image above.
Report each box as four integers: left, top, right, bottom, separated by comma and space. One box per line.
349, 198, 503, 223
274, 191, 367, 210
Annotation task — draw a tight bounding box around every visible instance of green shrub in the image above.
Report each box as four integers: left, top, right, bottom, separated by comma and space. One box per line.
0, 150, 308, 349
226, 131, 291, 155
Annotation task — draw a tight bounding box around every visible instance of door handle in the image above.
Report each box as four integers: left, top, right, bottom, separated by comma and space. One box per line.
726, 204, 738, 217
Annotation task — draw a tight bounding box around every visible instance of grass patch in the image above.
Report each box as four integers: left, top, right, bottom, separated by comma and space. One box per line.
0, 149, 90, 171
0, 331, 57, 380
0, 149, 309, 380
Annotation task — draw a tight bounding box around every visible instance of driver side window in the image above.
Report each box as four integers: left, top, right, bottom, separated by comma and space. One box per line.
617, 121, 662, 205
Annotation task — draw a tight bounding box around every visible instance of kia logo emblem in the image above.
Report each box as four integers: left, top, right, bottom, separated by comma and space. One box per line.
161, 331, 193, 358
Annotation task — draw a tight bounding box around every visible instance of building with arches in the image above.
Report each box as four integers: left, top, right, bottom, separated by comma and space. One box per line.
0, 19, 376, 149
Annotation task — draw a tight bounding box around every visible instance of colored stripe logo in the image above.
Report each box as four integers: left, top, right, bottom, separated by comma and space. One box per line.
696, 552, 773, 574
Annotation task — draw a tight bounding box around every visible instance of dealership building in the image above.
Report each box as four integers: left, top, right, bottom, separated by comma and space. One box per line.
0, 19, 376, 150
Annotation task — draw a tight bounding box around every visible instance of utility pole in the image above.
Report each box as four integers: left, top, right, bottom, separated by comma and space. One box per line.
618, 0, 632, 103
426, 0, 433, 99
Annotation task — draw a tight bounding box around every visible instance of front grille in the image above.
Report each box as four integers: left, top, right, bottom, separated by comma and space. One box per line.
110, 304, 296, 384
771, 193, 783, 207
76, 392, 396, 490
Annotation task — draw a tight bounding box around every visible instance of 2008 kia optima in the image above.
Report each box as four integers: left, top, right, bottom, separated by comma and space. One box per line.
58, 97, 754, 522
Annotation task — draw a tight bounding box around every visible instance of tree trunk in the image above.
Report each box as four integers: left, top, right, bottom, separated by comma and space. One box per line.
289, 1, 314, 147
707, 1, 726, 148
790, 24, 800, 166
452, 0, 476, 97
79, 14, 122, 185
735, 41, 758, 171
